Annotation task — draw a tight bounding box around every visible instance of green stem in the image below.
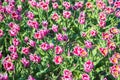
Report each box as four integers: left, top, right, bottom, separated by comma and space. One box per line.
13, 72, 15, 80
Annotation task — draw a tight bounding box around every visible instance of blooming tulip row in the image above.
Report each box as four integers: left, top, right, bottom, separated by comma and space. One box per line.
0, 0, 120, 80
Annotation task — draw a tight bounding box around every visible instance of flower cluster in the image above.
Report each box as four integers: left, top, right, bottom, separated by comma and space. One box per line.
0, 0, 120, 79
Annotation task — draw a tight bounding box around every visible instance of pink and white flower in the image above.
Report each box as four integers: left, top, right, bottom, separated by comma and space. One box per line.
63, 11, 71, 19
40, 42, 50, 51
55, 46, 63, 54
0, 29, 4, 37
22, 47, 30, 55
52, 2, 58, 9
81, 73, 90, 80
29, 54, 41, 63
52, 24, 58, 32
21, 57, 30, 68
53, 56, 63, 64
73, 46, 88, 57
3, 61, 14, 71
84, 60, 94, 73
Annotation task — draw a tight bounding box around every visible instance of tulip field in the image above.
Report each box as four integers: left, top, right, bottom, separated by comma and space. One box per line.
0, 0, 120, 80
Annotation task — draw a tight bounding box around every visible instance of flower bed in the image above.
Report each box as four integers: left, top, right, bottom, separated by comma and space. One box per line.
0, 0, 120, 80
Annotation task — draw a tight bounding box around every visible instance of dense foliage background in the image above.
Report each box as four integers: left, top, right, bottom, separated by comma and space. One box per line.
0, 0, 120, 80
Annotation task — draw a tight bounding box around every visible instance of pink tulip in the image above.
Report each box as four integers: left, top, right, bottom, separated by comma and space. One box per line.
21, 57, 30, 68
29, 54, 41, 63
10, 52, 18, 60
11, 11, 19, 20
74, 1, 83, 8
8, 45, 17, 53
115, 10, 120, 17
102, 32, 114, 40
21, 0, 25, 2
63, 69, 72, 77
99, 12, 106, 21
81, 73, 90, 80
0, 51, 2, 59
27, 20, 39, 29
52, 0, 56, 2
104, 7, 114, 14
62, 1, 71, 10
29, 40, 36, 47
103, 77, 108, 80
28, 0, 37, 7
17, 5, 22, 12
107, 41, 116, 51
52, 2, 58, 9
34, 29, 49, 40
81, 32, 87, 37
40, 42, 50, 51
8, 22, 20, 36
27, 75, 36, 80
9, 29, 18, 37
84, 60, 94, 73
78, 12, 86, 24
63, 34, 68, 41
55, 46, 63, 54
5, 5, 13, 14
109, 56, 118, 64
41, 2, 49, 11
90, 30, 97, 37
0, 73, 8, 80
3, 73, 8, 80
51, 12, 59, 21
84, 40, 93, 49
49, 43, 54, 49
110, 65, 120, 78
52, 24, 58, 32
63, 11, 71, 19
37, 1, 44, 8
56, 33, 63, 41
96, 0, 106, 10
12, 38, 20, 46
42, 20, 48, 28
22, 47, 30, 55
0, 29, 4, 37
62, 69, 73, 80
114, 1, 120, 8
24, 36, 29, 43
99, 47, 108, 57
109, 27, 119, 35
73, 46, 88, 57
3, 61, 14, 71
3, 56, 12, 63
53, 56, 63, 64
86, 2, 93, 9
62, 27, 67, 31
108, 0, 114, 5
26, 11, 34, 20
